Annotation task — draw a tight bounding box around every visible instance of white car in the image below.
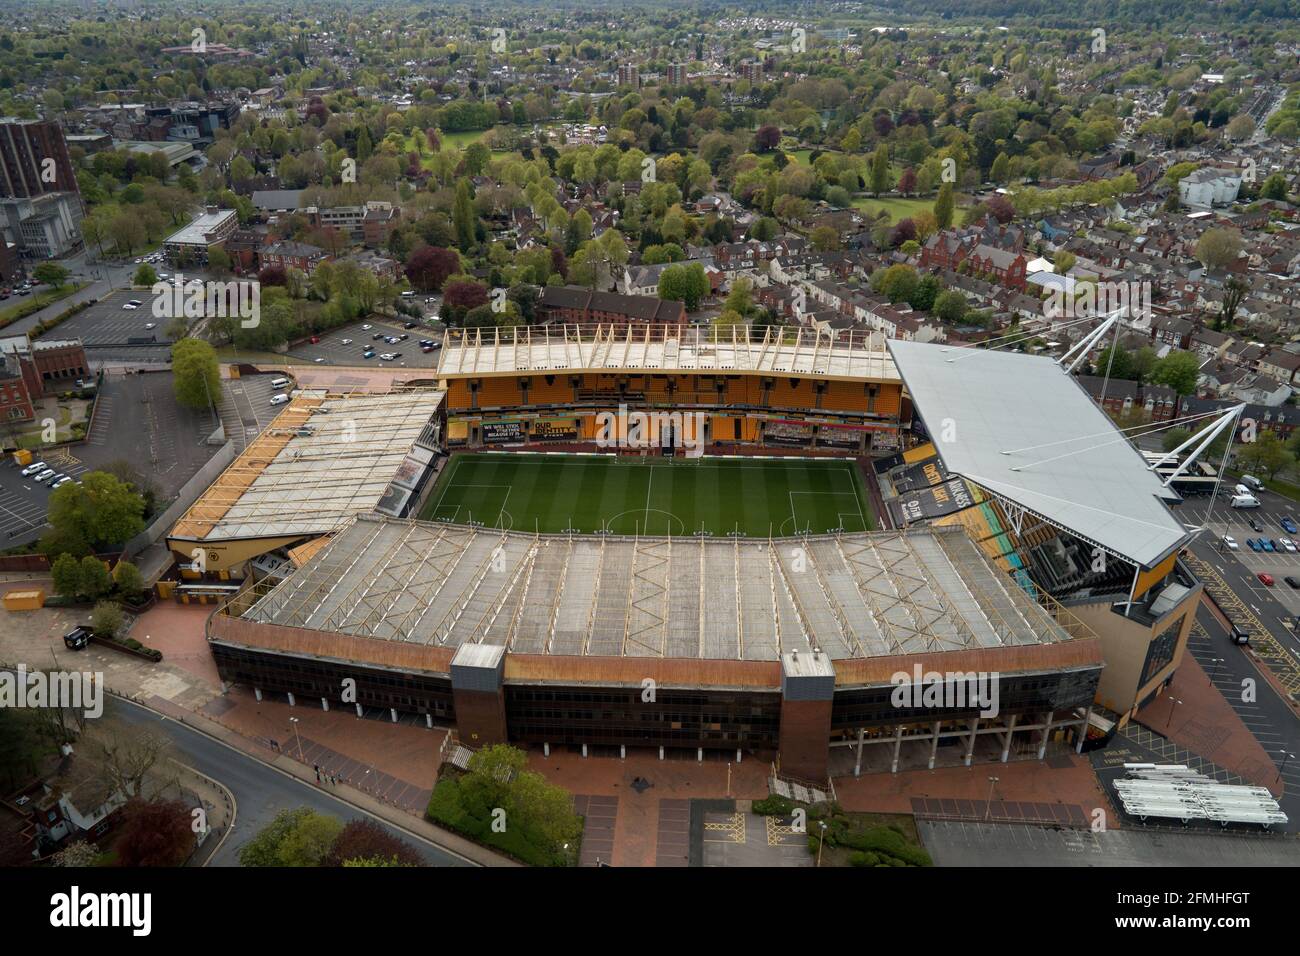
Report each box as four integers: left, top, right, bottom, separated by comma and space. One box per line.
33, 469, 56, 483
314, 357, 326, 363
144, 322, 156, 330
379, 352, 396, 361
1222, 535, 1239, 551
51, 476, 74, 489
20, 461, 47, 477
1282, 538, 1297, 553
122, 302, 139, 310
361, 324, 372, 330
340, 338, 353, 345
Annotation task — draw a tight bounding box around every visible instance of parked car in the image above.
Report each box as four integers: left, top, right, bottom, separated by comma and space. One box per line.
270, 394, 290, 406
62, 626, 92, 650
51, 476, 74, 489
1282, 538, 1297, 553
1283, 516, 1298, 534
1222, 535, 1239, 550
1248, 517, 1264, 533
404, 321, 418, 329
1248, 538, 1262, 552
361, 324, 372, 330
1263, 538, 1277, 552
340, 338, 353, 345
379, 352, 396, 361
309, 335, 320, 344
33, 469, 56, 483
362, 349, 375, 359
372, 333, 385, 340
20, 461, 47, 477
1258, 572, 1275, 587
1286, 576, 1300, 590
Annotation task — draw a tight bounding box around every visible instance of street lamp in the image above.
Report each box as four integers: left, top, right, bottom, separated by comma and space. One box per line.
1166, 696, 1182, 728
288, 716, 304, 761
1208, 657, 1225, 682
985, 775, 1000, 821
1279, 752, 1294, 784
816, 820, 827, 867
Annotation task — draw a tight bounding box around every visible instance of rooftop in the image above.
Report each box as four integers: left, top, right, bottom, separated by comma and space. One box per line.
233, 516, 1088, 662
436, 324, 900, 381
169, 391, 443, 544
887, 340, 1193, 569
164, 208, 237, 247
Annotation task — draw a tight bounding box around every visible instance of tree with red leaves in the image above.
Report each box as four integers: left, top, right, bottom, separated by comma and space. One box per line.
897, 167, 917, 196
873, 112, 895, 138
754, 125, 781, 152
890, 218, 918, 247
425, 128, 441, 153
258, 264, 287, 287
326, 819, 422, 867
984, 195, 1016, 224
115, 798, 195, 867
550, 246, 568, 281
305, 97, 329, 127
404, 245, 460, 292
442, 278, 490, 323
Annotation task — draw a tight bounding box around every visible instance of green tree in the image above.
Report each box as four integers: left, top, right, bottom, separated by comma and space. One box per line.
47, 472, 146, 551
869, 145, 890, 196
112, 560, 144, 597
1149, 350, 1201, 396
989, 152, 1010, 184
870, 264, 919, 303
91, 600, 124, 639
1238, 430, 1291, 481
51, 552, 82, 598
932, 289, 967, 324
1260, 173, 1288, 202
453, 179, 476, 253
240, 807, 344, 867
171, 338, 220, 411
78, 557, 111, 601
933, 182, 954, 229
1194, 227, 1243, 271
133, 264, 158, 287
1161, 427, 1191, 454
33, 263, 70, 289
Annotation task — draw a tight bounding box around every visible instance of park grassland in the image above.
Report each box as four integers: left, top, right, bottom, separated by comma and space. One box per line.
420, 452, 875, 537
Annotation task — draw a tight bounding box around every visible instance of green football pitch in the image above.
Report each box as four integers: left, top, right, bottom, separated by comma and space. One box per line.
420, 453, 875, 537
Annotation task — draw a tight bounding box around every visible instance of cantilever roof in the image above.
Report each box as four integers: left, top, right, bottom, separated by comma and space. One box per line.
887, 340, 1192, 568
238, 516, 1088, 661
436, 324, 900, 381
169, 391, 443, 543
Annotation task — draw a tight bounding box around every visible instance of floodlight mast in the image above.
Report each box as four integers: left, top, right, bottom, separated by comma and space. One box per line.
1058, 309, 1123, 374
1148, 404, 1245, 487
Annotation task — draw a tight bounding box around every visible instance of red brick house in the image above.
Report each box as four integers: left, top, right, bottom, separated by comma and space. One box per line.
539, 286, 687, 331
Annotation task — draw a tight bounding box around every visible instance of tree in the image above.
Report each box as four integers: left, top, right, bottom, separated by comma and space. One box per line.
91, 599, 124, 638
1194, 227, 1244, 271
453, 179, 477, 252
172, 338, 220, 411
1149, 350, 1201, 396
1217, 277, 1248, 330
1260, 173, 1288, 202
754, 125, 781, 152
657, 262, 708, 311
1226, 114, 1255, 142
51, 553, 82, 598
240, 807, 343, 867
897, 167, 917, 196
326, 819, 423, 867
869, 145, 890, 196
810, 225, 840, 251
33, 263, 70, 289
933, 182, 954, 229
79, 557, 111, 601
1162, 428, 1191, 454
1093, 344, 1136, 381
47, 472, 146, 551
1238, 430, 1291, 481
404, 245, 460, 292
441, 278, 490, 324
133, 264, 157, 286
933, 290, 967, 324
989, 152, 1010, 184
116, 798, 195, 867
871, 264, 919, 304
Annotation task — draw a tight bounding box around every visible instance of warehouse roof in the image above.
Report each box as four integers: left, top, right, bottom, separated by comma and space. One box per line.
436, 324, 900, 381
234, 515, 1090, 662
887, 340, 1192, 568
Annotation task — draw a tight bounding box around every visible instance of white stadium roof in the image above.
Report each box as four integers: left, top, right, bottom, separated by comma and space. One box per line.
887, 340, 1193, 569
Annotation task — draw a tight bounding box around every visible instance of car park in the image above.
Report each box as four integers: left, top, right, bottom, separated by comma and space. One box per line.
1222, 535, 1238, 550
20, 461, 47, 477
1258, 572, 1275, 587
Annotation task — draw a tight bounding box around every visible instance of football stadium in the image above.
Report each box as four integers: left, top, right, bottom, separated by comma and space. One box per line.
176, 326, 1203, 781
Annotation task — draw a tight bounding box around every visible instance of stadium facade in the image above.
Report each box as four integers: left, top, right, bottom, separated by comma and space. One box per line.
174, 330, 1203, 778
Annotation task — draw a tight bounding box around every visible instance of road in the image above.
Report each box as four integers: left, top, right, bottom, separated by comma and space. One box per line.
109, 695, 475, 868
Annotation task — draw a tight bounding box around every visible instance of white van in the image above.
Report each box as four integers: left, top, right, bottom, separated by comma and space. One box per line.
269, 393, 290, 406
1240, 475, 1265, 492
1231, 494, 1260, 509
1235, 483, 1251, 497
270, 377, 290, 390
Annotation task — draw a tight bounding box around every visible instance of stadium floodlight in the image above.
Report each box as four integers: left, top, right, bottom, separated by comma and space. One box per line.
1057, 308, 1124, 373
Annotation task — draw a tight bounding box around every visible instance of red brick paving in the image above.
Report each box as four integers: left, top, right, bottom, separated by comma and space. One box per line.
1135, 651, 1280, 790
130, 603, 220, 687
